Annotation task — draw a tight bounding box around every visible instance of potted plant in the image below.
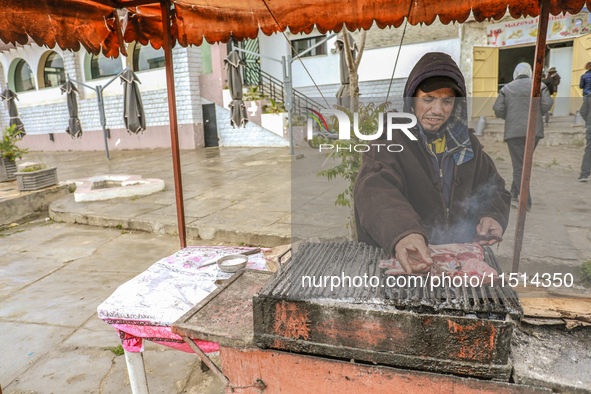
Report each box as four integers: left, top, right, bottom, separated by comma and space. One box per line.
0, 125, 28, 182
261, 99, 288, 138
243, 85, 266, 102
262, 99, 286, 114
15, 160, 58, 191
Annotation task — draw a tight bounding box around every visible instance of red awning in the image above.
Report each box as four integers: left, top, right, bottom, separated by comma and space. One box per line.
1, 0, 589, 56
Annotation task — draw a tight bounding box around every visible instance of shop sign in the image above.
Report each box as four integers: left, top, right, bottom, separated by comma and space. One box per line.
486, 12, 590, 47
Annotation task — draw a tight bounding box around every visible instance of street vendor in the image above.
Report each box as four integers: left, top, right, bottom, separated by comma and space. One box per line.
354, 52, 511, 274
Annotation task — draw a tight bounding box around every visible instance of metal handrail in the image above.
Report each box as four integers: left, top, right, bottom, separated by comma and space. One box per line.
244, 64, 324, 118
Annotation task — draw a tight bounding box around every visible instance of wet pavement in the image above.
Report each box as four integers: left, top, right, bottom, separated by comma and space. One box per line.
21, 137, 591, 281
42, 147, 348, 247
0, 218, 226, 394
2, 137, 591, 393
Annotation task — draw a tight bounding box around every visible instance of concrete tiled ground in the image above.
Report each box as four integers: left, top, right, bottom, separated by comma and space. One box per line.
3, 138, 591, 393
12, 138, 591, 277
0, 220, 225, 394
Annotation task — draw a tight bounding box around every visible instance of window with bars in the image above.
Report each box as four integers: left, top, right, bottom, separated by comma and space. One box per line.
88, 53, 123, 80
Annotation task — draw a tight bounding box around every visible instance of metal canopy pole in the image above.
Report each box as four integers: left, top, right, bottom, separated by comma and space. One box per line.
161, 0, 187, 248
511, 0, 551, 273
70, 68, 127, 159
96, 86, 110, 159
283, 55, 294, 155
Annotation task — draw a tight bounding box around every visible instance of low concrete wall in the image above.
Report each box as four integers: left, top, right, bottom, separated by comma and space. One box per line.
0, 184, 72, 225
15, 123, 204, 152
49, 194, 290, 247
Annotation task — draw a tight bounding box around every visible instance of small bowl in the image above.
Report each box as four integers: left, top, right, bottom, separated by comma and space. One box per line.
217, 254, 249, 273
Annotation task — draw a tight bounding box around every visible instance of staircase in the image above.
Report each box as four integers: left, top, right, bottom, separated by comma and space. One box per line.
482, 115, 586, 146
244, 64, 326, 119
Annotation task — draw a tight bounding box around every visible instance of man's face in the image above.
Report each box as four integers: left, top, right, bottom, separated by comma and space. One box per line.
413, 87, 455, 132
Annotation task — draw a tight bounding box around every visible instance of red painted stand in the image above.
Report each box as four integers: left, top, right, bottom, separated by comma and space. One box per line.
172, 269, 550, 394
219, 347, 550, 394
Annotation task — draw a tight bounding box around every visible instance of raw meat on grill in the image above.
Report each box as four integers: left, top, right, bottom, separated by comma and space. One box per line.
428, 243, 483, 260
379, 243, 498, 283
460, 258, 498, 278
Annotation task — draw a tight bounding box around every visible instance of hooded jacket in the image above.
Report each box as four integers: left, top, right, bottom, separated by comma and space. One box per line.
354, 52, 511, 256
493, 64, 553, 141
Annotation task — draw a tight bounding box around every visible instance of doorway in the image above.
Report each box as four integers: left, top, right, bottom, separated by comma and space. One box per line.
202, 103, 219, 147
498, 45, 536, 91
548, 43, 574, 116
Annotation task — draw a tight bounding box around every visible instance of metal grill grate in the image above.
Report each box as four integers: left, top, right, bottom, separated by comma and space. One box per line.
262, 241, 522, 320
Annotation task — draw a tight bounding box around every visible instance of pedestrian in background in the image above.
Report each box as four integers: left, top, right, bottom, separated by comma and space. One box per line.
578, 92, 591, 182
579, 62, 591, 97
493, 62, 554, 210
543, 67, 561, 125
542, 71, 555, 125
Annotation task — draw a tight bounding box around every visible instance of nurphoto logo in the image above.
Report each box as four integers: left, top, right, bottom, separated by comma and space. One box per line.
304, 108, 418, 152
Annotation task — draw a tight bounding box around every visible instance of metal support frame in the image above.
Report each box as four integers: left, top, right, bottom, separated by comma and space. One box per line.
232, 33, 336, 155
160, 0, 187, 249
511, 0, 551, 273
123, 349, 150, 394
182, 336, 230, 386
70, 68, 127, 159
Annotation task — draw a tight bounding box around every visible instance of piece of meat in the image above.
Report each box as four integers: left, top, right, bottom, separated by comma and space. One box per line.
460, 258, 498, 278
432, 254, 455, 263
385, 267, 408, 275
429, 243, 484, 260
381, 243, 498, 284
379, 259, 408, 275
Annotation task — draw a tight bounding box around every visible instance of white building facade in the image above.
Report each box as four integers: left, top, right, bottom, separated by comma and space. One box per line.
0, 42, 209, 151
8, 18, 549, 151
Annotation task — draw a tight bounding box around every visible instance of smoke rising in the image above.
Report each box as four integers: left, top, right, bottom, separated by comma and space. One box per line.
425, 174, 507, 245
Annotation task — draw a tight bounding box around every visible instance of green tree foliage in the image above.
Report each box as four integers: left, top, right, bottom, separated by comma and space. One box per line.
581, 260, 591, 283
0, 125, 28, 161
317, 101, 391, 229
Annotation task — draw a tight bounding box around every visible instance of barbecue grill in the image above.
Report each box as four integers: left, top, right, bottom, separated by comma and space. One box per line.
253, 241, 523, 380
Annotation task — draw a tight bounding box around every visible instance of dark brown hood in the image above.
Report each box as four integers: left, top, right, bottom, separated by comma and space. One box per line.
403, 52, 467, 113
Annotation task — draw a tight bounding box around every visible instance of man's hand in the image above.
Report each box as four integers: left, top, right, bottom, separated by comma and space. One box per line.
476, 217, 503, 245
394, 233, 433, 274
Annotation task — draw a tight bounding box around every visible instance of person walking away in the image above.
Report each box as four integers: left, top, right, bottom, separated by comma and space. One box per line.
580, 62, 591, 97
493, 62, 554, 210
542, 72, 555, 125
578, 92, 591, 181
544, 67, 560, 124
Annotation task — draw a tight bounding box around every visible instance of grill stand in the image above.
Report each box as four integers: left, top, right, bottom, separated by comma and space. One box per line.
252, 242, 522, 381
253, 298, 515, 380
171, 243, 535, 392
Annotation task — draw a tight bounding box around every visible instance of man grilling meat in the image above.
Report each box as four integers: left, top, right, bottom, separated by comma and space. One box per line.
354, 52, 511, 275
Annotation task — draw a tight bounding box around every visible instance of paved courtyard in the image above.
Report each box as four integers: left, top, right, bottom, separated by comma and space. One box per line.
0, 219, 225, 393
1, 137, 591, 393
21, 137, 591, 280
